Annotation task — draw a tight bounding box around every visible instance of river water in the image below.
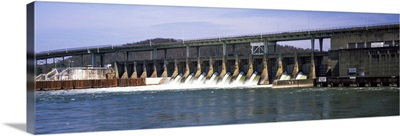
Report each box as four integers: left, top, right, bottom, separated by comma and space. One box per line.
35, 87, 399, 134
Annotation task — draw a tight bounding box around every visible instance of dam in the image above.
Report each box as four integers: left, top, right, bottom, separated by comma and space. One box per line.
35, 23, 400, 90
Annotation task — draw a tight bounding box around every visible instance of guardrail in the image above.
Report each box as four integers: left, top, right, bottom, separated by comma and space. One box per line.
36, 23, 399, 58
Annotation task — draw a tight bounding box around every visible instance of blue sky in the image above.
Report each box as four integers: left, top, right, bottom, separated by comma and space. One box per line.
35, 2, 399, 53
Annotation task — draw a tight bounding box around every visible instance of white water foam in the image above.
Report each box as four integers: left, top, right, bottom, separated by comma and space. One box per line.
38, 71, 272, 95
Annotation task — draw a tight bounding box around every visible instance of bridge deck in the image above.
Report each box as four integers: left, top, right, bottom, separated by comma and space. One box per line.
36, 23, 399, 60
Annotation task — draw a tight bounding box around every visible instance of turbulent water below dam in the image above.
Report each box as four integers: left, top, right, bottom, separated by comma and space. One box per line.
35, 86, 399, 134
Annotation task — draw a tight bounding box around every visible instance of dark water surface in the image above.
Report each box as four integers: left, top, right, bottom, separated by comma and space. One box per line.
35, 87, 399, 134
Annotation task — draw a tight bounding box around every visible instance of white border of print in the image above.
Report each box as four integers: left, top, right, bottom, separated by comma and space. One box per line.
0, 0, 398, 136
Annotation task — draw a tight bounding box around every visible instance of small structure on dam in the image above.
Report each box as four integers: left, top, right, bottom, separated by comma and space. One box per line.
36, 67, 114, 81
35, 67, 146, 91
35, 24, 400, 90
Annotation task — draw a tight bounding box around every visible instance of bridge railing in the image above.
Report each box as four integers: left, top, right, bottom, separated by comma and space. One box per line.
151, 22, 399, 43
36, 22, 399, 55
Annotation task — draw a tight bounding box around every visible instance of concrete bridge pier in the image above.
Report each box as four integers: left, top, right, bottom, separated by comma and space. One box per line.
275, 54, 283, 80
163, 49, 167, 59
326, 58, 332, 76
171, 59, 179, 79
161, 60, 168, 77
246, 54, 254, 79
150, 48, 158, 78
194, 57, 202, 78
263, 39, 277, 54
140, 62, 147, 78
232, 44, 236, 55
152, 48, 158, 60
80, 55, 84, 67
219, 56, 227, 79
259, 54, 269, 85
90, 53, 105, 67
196, 46, 201, 58
91, 53, 96, 67
125, 51, 129, 62
232, 55, 240, 79
186, 45, 190, 58
309, 54, 316, 79
151, 62, 158, 78
114, 51, 119, 64
292, 52, 299, 79
310, 36, 316, 79
113, 62, 119, 79
62, 56, 65, 68
217, 43, 228, 80
222, 43, 227, 57
183, 58, 190, 78
206, 57, 214, 78
131, 62, 138, 78
120, 62, 129, 79
45, 59, 48, 73
100, 54, 105, 67
319, 38, 324, 52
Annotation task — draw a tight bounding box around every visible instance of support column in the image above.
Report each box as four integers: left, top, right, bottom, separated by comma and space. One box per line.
91, 53, 96, 67
164, 49, 167, 59
121, 61, 129, 79
45, 59, 48, 73
273, 44, 276, 54
196, 46, 200, 58
140, 62, 147, 78
232, 54, 240, 78
100, 54, 105, 67
378, 51, 383, 76
275, 54, 283, 80
246, 55, 254, 79
62, 56, 65, 68
161, 60, 168, 77
153, 48, 157, 61
194, 57, 202, 78
259, 54, 269, 85
125, 52, 129, 62
232, 44, 236, 55
151, 48, 158, 77
81, 55, 84, 67
222, 43, 227, 56
123, 52, 128, 72
171, 59, 179, 78
310, 35, 316, 79
387, 51, 391, 75
264, 39, 269, 55
53, 58, 56, 69
183, 58, 190, 78
311, 36, 315, 52
131, 62, 138, 78
114, 61, 120, 79
292, 52, 299, 79
115, 51, 119, 63
206, 57, 214, 78
319, 38, 323, 52
186, 45, 190, 58
326, 58, 332, 76
219, 56, 227, 79
151, 63, 158, 77
310, 55, 316, 79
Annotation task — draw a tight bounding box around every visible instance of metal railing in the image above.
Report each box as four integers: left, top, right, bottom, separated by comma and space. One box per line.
36, 22, 399, 55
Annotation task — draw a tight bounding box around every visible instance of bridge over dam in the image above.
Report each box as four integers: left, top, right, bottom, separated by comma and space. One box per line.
35, 23, 400, 90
